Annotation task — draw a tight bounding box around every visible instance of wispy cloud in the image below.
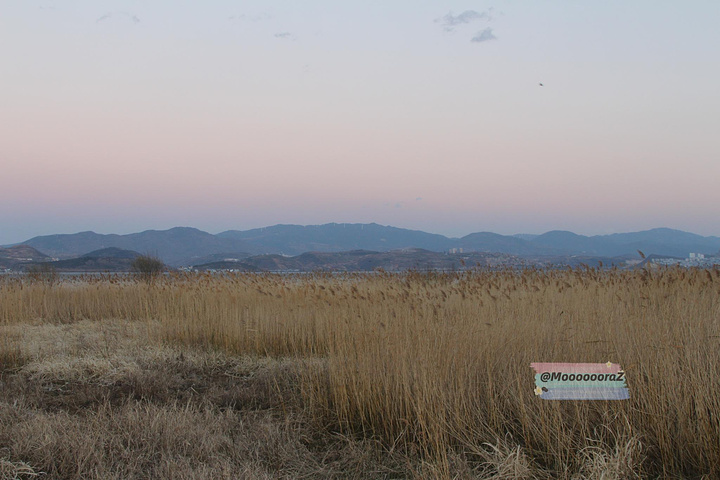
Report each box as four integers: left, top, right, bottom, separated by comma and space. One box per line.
96, 12, 140, 24
435, 9, 493, 32
229, 12, 273, 22
274, 32, 297, 41
471, 28, 497, 43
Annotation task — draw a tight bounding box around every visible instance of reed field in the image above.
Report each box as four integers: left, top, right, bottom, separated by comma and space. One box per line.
1, 267, 718, 479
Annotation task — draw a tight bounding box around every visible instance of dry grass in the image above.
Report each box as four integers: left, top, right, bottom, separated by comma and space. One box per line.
0, 319, 409, 479
1, 267, 718, 478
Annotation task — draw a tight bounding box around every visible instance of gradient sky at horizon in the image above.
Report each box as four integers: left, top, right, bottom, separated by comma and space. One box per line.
2, 1, 719, 245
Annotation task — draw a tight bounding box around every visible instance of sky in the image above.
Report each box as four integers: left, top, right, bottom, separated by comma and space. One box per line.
2, 1, 719, 245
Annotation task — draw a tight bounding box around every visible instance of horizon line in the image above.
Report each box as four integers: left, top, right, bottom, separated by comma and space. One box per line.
4, 223, 718, 247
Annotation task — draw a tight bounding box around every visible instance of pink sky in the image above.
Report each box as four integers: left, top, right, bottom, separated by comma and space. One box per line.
2, 1, 719, 244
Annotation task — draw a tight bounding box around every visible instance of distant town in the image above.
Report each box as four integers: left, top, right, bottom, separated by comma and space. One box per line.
647, 253, 718, 268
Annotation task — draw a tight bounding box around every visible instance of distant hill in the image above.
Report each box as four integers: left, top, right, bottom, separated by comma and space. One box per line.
219, 224, 720, 259
188, 252, 252, 266
528, 228, 720, 257
20, 227, 261, 267
596, 228, 720, 257
47, 256, 134, 272
0, 245, 49, 270
11, 224, 720, 267
15, 248, 144, 273
217, 223, 452, 255
0, 245, 49, 261
81, 247, 141, 259
192, 260, 259, 272
194, 249, 524, 272
529, 231, 613, 255
600, 228, 719, 247
458, 232, 554, 255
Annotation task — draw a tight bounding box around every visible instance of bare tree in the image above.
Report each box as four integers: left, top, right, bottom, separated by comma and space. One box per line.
130, 254, 165, 282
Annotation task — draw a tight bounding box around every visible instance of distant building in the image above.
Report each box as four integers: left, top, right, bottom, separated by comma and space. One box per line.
651, 253, 717, 268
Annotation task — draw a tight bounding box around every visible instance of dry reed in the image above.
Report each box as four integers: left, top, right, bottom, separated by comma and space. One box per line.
1, 267, 718, 478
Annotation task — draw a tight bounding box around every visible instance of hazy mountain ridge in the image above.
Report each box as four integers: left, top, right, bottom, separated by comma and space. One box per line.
8, 224, 720, 267
0, 247, 144, 272
458, 232, 556, 255
530, 229, 720, 257
193, 249, 526, 272
20, 227, 261, 267
81, 247, 142, 259
218, 223, 451, 254
48, 252, 140, 272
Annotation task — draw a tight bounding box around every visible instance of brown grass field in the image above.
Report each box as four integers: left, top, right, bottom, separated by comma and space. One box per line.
1, 267, 718, 479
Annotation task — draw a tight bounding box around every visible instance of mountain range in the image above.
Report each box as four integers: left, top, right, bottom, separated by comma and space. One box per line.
5, 224, 720, 267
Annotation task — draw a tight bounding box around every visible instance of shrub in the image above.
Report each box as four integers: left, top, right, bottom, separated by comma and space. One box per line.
130, 254, 165, 282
